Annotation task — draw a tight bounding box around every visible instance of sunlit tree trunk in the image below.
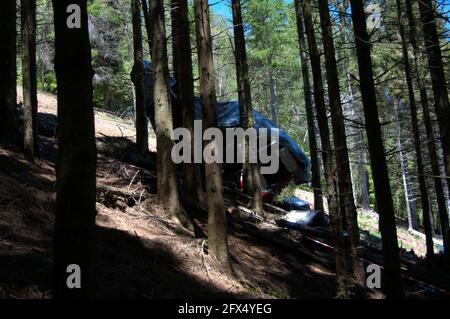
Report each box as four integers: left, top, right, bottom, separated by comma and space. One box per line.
21, 0, 38, 160
171, 0, 204, 204
232, 0, 264, 214
194, 0, 231, 269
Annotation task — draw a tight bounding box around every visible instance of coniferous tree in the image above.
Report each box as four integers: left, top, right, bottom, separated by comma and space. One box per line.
52, 0, 97, 298
302, 0, 350, 298
317, 0, 364, 287
350, 0, 404, 298
194, 0, 231, 269
418, 0, 450, 200
150, 0, 193, 228
21, 0, 38, 160
396, 0, 434, 260
0, 0, 19, 146
131, 0, 148, 156
294, 0, 324, 213
406, 0, 450, 267
232, 0, 264, 214
171, 0, 204, 204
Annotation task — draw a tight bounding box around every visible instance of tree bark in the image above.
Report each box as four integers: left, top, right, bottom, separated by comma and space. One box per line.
350, 0, 404, 298
171, 0, 204, 204
294, 0, 324, 213
302, 0, 350, 298
418, 0, 450, 199
131, 0, 149, 156
52, 0, 97, 298
396, 0, 434, 260
394, 100, 419, 231
268, 66, 278, 125
21, 0, 38, 160
141, 0, 153, 59
232, 0, 264, 214
149, 0, 194, 230
0, 0, 19, 146
407, 0, 450, 266
194, 0, 231, 269
317, 0, 365, 288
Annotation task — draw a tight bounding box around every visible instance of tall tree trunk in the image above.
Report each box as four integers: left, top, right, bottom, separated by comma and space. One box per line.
407, 0, 450, 266
318, 0, 365, 288
194, 0, 231, 269
396, 0, 434, 260
294, 0, 324, 213
232, 0, 264, 214
0, 0, 19, 146
302, 0, 350, 298
418, 0, 450, 199
268, 65, 278, 125
131, 0, 148, 156
336, 0, 370, 211
21, 0, 38, 160
52, 0, 97, 298
394, 100, 419, 231
150, 0, 193, 229
171, 0, 204, 204
350, 0, 404, 298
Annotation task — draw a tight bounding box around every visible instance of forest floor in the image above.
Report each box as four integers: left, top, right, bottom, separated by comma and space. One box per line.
0, 88, 449, 299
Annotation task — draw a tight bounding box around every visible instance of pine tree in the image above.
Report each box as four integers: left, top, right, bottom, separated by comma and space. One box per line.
131, 0, 148, 156
194, 0, 231, 269
0, 0, 19, 146
150, 0, 193, 228
21, 0, 38, 160
52, 0, 97, 298
317, 0, 365, 287
232, 0, 264, 214
171, 0, 204, 204
396, 0, 434, 260
418, 0, 450, 201
293, 0, 324, 213
302, 0, 350, 298
350, 0, 404, 298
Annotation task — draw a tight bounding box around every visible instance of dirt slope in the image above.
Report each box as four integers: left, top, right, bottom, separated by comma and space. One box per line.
0, 90, 340, 298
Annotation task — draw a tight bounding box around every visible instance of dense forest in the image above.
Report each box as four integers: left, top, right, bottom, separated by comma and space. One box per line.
0, 0, 450, 300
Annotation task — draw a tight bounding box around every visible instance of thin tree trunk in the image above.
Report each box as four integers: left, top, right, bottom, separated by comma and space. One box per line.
171, 0, 204, 204
318, 0, 365, 288
418, 0, 450, 199
131, 0, 149, 156
194, 0, 231, 269
268, 66, 278, 125
302, 0, 349, 298
141, 0, 153, 59
231, 0, 264, 214
21, 0, 38, 160
407, 0, 450, 266
52, 0, 97, 298
394, 100, 419, 231
350, 0, 404, 298
294, 0, 324, 213
396, 0, 434, 260
0, 0, 19, 146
